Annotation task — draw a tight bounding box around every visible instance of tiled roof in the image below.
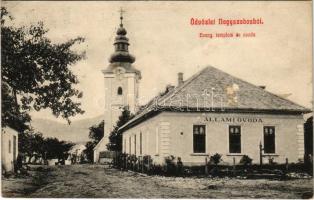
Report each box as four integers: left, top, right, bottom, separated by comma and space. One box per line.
119, 66, 311, 132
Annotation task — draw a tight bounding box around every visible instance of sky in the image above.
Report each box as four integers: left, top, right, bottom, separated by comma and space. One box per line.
4, 1, 312, 123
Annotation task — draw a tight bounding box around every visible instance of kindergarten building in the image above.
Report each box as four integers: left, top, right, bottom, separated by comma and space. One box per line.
94, 13, 311, 165
119, 66, 310, 165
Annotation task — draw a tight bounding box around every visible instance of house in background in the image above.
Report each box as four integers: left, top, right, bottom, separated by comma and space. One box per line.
68, 143, 86, 164
2, 127, 18, 173
120, 66, 311, 166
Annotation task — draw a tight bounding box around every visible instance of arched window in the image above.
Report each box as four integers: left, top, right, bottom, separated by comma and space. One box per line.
117, 87, 123, 95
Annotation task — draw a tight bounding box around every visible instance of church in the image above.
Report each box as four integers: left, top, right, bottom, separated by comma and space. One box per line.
93, 13, 141, 162
94, 13, 311, 165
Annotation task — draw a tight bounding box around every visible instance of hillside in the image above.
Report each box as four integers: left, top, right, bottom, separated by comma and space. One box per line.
30, 115, 104, 143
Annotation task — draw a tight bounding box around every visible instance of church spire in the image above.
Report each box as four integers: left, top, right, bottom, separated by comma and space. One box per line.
119, 7, 124, 27
109, 8, 135, 64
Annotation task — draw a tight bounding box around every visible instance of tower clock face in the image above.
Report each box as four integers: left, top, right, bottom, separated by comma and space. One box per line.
115, 67, 125, 80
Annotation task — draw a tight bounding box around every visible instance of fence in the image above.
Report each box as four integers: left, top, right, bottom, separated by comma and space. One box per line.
110, 153, 313, 178
112, 153, 154, 173
99, 151, 119, 165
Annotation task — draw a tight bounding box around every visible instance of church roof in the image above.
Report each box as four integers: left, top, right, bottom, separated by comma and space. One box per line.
119, 66, 311, 132
103, 13, 140, 76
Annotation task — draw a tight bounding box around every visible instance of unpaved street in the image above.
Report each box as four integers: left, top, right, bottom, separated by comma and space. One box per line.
2, 164, 313, 198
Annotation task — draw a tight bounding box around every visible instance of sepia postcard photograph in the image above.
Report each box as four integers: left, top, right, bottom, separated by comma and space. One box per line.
1, 1, 313, 198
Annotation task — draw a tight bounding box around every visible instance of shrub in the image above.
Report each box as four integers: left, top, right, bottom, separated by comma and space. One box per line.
150, 164, 163, 175
177, 157, 183, 175
208, 153, 222, 177
164, 155, 177, 176
210, 153, 222, 165
143, 155, 153, 165
142, 155, 153, 172
239, 155, 253, 166
128, 155, 138, 170
269, 157, 277, 165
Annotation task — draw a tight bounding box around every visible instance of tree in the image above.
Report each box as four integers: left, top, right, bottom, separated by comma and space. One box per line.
84, 120, 104, 162
89, 120, 104, 142
84, 141, 96, 163
18, 130, 44, 163
43, 137, 74, 161
1, 7, 85, 132
18, 130, 73, 163
107, 107, 134, 152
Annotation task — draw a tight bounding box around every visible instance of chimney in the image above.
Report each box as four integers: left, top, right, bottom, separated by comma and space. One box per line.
178, 72, 184, 86
259, 85, 266, 90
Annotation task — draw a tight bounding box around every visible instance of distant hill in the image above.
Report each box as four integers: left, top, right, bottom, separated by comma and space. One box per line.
30, 115, 104, 144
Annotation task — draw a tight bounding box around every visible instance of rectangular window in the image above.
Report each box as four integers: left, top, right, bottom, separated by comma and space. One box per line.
124, 139, 126, 153
8, 140, 11, 154
229, 126, 241, 153
13, 136, 17, 160
134, 135, 137, 155
193, 125, 206, 153
140, 132, 142, 155
264, 126, 275, 153
129, 137, 131, 154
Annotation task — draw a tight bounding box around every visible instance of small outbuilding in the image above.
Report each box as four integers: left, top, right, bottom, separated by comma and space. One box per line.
1, 127, 18, 173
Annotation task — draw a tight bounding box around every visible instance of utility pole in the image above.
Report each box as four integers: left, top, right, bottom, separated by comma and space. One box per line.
259, 141, 264, 166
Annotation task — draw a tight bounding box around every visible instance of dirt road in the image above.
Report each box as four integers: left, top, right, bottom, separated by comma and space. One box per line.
2, 164, 313, 198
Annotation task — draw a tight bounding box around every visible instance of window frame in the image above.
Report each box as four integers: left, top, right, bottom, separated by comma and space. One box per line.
134, 134, 137, 155
124, 139, 126, 153
117, 87, 123, 95
129, 136, 131, 154
228, 125, 242, 154
192, 124, 206, 154
8, 139, 11, 154
263, 126, 276, 154
140, 132, 142, 155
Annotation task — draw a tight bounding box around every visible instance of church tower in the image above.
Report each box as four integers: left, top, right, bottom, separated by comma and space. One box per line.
94, 10, 141, 161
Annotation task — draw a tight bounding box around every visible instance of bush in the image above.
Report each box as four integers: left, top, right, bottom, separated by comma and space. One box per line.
142, 155, 153, 172
113, 153, 127, 169
239, 155, 253, 166
269, 157, 277, 165
208, 153, 222, 177
128, 155, 138, 170
143, 155, 152, 165
187, 165, 206, 176
164, 155, 177, 175
210, 153, 222, 165
177, 157, 183, 175
150, 164, 163, 175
